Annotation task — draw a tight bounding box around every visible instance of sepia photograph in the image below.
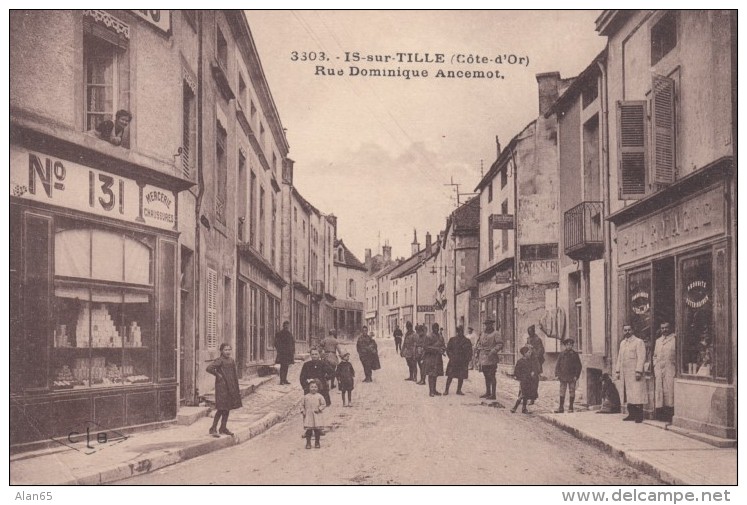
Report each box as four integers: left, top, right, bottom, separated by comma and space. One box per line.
7, 8, 738, 493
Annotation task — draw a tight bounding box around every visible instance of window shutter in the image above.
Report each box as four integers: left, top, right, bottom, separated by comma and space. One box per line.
616, 101, 648, 199
651, 74, 676, 188
207, 268, 217, 349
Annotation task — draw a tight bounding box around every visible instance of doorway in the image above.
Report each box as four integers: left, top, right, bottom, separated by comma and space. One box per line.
236, 280, 247, 378
652, 258, 676, 355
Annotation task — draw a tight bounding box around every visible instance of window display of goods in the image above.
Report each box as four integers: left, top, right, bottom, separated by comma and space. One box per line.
124, 375, 150, 384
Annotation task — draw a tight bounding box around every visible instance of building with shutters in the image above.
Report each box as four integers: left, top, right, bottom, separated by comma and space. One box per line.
331, 239, 367, 340
10, 10, 195, 445
598, 10, 736, 441
474, 72, 568, 372
545, 50, 609, 408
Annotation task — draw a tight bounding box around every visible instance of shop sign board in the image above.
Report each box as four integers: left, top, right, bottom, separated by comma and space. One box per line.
417, 305, 435, 312
131, 10, 170, 34
490, 214, 515, 229
616, 186, 725, 266
518, 259, 558, 285
10, 145, 176, 231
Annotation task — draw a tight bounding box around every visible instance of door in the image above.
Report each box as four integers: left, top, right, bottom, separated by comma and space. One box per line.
236, 280, 246, 377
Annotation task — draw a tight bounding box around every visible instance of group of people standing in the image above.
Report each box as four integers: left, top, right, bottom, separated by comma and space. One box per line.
615, 321, 676, 423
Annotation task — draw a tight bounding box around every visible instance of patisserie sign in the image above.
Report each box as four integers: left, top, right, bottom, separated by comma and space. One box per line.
10, 145, 176, 231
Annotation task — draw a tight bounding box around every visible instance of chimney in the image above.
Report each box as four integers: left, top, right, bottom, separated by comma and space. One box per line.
495, 136, 502, 158
326, 214, 338, 231
411, 229, 420, 256
365, 248, 372, 265
425, 232, 432, 252
382, 241, 392, 262
535, 71, 561, 116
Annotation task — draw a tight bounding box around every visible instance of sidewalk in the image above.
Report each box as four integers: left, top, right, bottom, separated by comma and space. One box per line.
493, 371, 737, 485
10, 362, 307, 485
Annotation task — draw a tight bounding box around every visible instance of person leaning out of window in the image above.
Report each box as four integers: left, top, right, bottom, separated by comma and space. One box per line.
89, 109, 132, 148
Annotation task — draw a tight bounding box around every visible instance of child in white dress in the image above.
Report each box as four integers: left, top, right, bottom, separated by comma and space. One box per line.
302, 379, 327, 449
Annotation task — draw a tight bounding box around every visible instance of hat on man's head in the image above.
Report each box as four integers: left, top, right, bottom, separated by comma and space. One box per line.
484, 319, 495, 324
563, 338, 575, 345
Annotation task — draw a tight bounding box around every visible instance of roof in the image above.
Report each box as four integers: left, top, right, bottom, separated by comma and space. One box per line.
445, 197, 480, 237
374, 260, 402, 279
474, 120, 536, 192
292, 187, 322, 216
334, 239, 367, 271
544, 49, 607, 118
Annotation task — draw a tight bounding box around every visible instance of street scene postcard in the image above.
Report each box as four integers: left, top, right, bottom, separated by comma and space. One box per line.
8, 8, 738, 495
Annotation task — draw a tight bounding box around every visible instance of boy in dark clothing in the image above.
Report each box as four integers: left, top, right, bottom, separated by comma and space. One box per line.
511, 346, 539, 414
335, 353, 355, 407
554, 338, 583, 413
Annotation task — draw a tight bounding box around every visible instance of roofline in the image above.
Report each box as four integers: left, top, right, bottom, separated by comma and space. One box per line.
545, 49, 607, 117
230, 11, 290, 155
474, 120, 535, 192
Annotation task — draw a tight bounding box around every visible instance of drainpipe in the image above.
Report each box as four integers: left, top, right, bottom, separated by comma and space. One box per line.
453, 234, 457, 336
510, 146, 519, 366
193, 10, 204, 405
597, 60, 612, 366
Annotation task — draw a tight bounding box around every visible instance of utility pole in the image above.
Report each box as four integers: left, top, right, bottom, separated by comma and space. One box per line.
445, 176, 479, 207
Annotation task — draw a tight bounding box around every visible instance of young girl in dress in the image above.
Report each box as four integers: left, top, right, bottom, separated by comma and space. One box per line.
302, 379, 326, 449
336, 352, 355, 407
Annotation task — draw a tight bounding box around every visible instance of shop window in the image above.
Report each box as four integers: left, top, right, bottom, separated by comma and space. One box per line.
83, 23, 130, 138
651, 11, 677, 66
627, 268, 652, 345
51, 227, 155, 390
681, 254, 716, 377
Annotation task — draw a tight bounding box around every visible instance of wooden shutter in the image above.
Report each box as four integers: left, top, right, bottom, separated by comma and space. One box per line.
617, 101, 648, 199
651, 74, 676, 187
207, 268, 218, 349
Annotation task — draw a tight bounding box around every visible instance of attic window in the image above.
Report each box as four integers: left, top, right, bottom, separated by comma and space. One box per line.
337, 247, 344, 262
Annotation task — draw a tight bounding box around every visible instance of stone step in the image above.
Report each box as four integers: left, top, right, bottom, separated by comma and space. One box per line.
176, 406, 210, 426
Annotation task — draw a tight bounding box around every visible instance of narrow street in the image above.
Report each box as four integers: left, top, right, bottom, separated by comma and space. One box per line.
122, 341, 661, 485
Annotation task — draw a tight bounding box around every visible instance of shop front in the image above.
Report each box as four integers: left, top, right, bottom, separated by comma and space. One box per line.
10, 142, 189, 446
237, 245, 284, 375
610, 163, 734, 439
477, 265, 515, 367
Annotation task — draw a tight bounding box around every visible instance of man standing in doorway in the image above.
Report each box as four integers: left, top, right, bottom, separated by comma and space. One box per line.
393, 325, 403, 354
274, 321, 295, 385
476, 319, 502, 400
653, 322, 676, 422
615, 324, 647, 423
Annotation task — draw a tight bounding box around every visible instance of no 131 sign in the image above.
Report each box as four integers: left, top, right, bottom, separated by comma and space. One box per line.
11, 145, 176, 231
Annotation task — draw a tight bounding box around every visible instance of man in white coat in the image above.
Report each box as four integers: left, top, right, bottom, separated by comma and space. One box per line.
653, 322, 676, 422
615, 324, 647, 423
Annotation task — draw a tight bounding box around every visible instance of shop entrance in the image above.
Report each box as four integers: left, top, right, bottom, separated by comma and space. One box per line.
652, 258, 675, 351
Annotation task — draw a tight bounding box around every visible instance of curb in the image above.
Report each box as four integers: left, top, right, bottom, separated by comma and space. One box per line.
58, 396, 304, 485
535, 413, 686, 485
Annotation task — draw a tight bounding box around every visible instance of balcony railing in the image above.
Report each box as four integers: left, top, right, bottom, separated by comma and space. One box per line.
564, 201, 604, 261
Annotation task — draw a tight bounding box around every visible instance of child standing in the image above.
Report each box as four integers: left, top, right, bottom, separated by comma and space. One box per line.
302, 379, 326, 449
206, 343, 242, 436
336, 352, 355, 407
511, 346, 540, 414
